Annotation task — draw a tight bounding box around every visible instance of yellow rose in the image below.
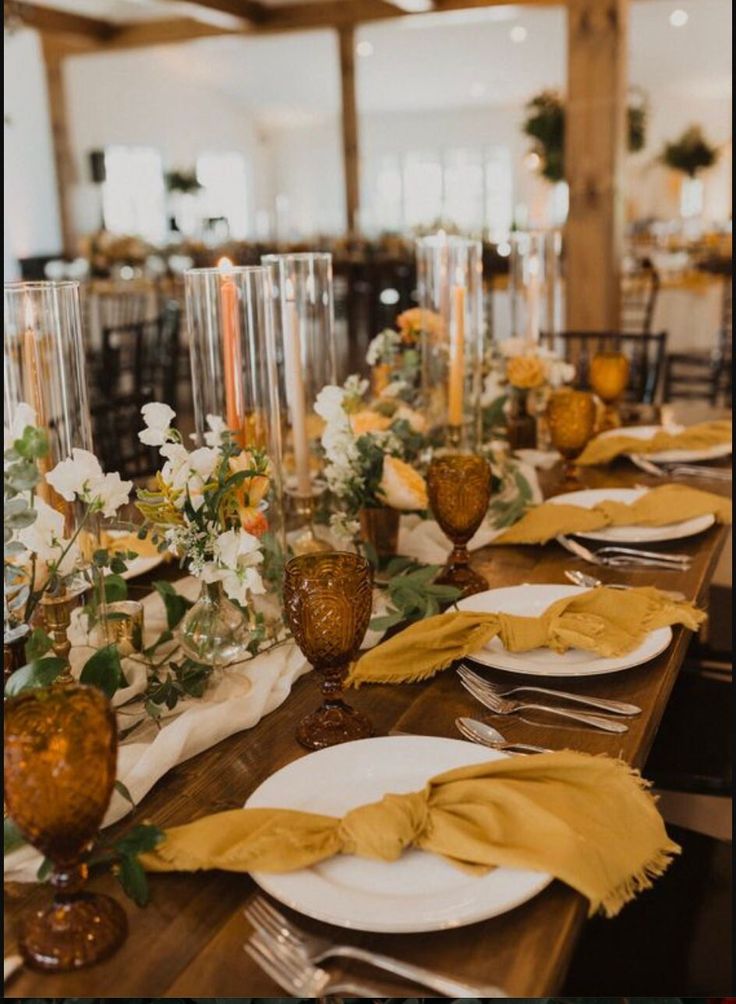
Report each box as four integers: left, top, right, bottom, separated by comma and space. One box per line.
506, 354, 548, 390
378, 456, 428, 511
397, 308, 444, 345
350, 410, 392, 436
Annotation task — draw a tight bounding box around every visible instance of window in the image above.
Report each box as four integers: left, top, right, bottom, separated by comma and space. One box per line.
102, 146, 166, 243
196, 152, 249, 240
362, 145, 513, 238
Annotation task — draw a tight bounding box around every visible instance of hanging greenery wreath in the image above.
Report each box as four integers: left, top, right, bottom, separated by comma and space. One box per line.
661, 125, 719, 178
522, 89, 648, 183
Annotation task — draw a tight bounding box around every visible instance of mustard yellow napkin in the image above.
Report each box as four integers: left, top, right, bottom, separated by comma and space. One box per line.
141, 750, 680, 917
348, 585, 703, 687
577, 419, 732, 467
494, 484, 731, 546
101, 530, 162, 560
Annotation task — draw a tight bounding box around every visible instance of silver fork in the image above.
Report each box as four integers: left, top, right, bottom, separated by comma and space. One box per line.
458, 672, 628, 733
245, 897, 507, 997
458, 663, 641, 716
245, 928, 387, 997
630, 455, 731, 481
557, 535, 691, 570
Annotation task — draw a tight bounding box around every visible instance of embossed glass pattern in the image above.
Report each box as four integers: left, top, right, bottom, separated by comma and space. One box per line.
590, 351, 630, 430
427, 454, 491, 598
547, 389, 597, 483
3, 684, 127, 971
283, 552, 374, 750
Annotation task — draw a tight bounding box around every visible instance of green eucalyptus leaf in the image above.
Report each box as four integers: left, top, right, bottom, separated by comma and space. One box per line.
80, 644, 125, 698
4, 816, 26, 855
103, 573, 128, 602
24, 627, 54, 662
153, 580, 194, 629
116, 854, 150, 907
5, 657, 67, 696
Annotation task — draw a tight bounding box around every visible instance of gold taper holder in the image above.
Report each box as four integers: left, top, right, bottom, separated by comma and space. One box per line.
41, 588, 75, 684
290, 493, 331, 556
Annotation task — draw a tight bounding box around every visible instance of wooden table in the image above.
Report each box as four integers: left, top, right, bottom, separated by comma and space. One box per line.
5, 462, 731, 997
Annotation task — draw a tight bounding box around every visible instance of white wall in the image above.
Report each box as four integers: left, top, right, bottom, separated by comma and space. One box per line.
63, 43, 266, 240
4, 29, 62, 278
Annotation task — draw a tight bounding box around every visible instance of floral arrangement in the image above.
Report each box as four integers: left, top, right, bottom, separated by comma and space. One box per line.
315, 376, 429, 539
481, 337, 575, 431
135, 403, 271, 608
365, 307, 444, 404
4, 403, 133, 633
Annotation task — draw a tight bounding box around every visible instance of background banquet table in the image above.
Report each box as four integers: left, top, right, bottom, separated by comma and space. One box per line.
4, 460, 731, 998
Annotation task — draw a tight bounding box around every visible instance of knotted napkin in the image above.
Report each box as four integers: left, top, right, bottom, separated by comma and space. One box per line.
347, 586, 703, 686
140, 750, 680, 918
576, 419, 732, 467
493, 484, 731, 546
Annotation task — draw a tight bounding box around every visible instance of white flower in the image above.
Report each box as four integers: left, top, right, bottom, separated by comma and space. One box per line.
314, 385, 347, 425
547, 359, 576, 388
481, 370, 506, 407
139, 402, 176, 446
46, 449, 103, 501
188, 447, 219, 483
17, 498, 79, 575
91, 471, 133, 517
4, 402, 38, 451
200, 528, 265, 605
203, 414, 227, 447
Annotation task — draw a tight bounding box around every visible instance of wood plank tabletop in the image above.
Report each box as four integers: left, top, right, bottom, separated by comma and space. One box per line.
4, 460, 731, 998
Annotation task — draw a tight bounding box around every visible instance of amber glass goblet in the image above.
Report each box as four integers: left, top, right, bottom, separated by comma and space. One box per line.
590, 351, 630, 431
284, 551, 374, 750
4, 685, 127, 971
547, 389, 597, 484
427, 454, 491, 598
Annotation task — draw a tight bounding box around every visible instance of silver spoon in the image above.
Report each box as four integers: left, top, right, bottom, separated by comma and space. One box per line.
564, 568, 686, 602
455, 717, 551, 754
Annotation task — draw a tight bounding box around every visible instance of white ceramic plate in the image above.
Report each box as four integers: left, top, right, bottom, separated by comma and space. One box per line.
456, 583, 672, 677
548, 486, 715, 543
247, 736, 551, 932
600, 424, 733, 464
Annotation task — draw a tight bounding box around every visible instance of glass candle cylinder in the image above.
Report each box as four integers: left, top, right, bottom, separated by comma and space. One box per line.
4, 281, 98, 653
415, 234, 484, 450
509, 229, 563, 346
261, 252, 337, 497
4, 281, 93, 502
185, 263, 287, 617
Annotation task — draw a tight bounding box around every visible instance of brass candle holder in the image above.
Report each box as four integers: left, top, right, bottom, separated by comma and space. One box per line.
40, 588, 75, 685
290, 493, 331, 556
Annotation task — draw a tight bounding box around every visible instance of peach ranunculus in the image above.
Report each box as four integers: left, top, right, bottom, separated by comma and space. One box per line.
229, 451, 271, 507
378, 455, 428, 511
506, 354, 548, 390
394, 405, 427, 434
396, 308, 445, 346
349, 410, 392, 437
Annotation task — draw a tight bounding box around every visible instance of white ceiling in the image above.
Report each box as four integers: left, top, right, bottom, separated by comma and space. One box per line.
38, 0, 734, 119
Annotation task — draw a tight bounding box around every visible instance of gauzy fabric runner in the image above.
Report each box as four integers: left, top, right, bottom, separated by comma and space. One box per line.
141, 750, 681, 918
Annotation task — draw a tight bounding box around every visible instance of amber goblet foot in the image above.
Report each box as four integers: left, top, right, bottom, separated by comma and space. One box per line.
427, 454, 492, 599
4, 685, 128, 971
547, 389, 597, 489
284, 552, 375, 750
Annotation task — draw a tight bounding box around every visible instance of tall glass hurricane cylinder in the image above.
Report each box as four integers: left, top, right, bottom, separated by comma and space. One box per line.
185, 263, 286, 625
415, 234, 484, 450
509, 229, 563, 346
261, 252, 337, 498
4, 281, 97, 662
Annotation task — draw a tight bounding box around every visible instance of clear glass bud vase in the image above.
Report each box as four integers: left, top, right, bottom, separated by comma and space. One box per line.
177, 580, 252, 668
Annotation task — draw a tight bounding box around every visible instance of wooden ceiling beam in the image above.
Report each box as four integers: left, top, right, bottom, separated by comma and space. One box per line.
37, 0, 569, 53
11, 1, 115, 42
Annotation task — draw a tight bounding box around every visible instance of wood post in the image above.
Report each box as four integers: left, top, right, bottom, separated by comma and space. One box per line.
42, 39, 77, 257
565, 0, 628, 331
337, 25, 360, 234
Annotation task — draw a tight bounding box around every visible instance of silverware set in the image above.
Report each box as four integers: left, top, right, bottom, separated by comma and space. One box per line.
244, 895, 507, 997
457, 663, 637, 735
564, 569, 687, 601
630, 454, 732, 482
556, 534, 692, 571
